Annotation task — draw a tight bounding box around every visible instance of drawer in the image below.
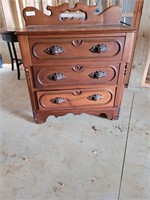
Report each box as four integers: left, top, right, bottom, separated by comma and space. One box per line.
29, 37, 125, 63
33, 63, 119, 88
36, 87, 116, 110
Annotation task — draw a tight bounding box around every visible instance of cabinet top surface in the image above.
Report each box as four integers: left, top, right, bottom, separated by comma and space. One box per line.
16, 24, 135, 35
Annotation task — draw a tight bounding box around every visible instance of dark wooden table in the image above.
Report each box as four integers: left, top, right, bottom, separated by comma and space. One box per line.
1, 30, 22, 79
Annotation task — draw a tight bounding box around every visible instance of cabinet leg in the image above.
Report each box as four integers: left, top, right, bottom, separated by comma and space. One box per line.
99, 108, 120, 120
109, 108, 120, 120
32, 110, 48, 124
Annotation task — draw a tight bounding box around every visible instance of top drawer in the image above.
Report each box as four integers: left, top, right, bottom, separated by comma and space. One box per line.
29, 37, 125, 64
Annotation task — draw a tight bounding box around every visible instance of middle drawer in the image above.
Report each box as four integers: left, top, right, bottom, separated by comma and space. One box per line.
32, 63, 119, 89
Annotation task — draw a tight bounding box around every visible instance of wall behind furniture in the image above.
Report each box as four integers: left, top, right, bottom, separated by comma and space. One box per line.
129, 0, 150, 88
0, 0, 9, 63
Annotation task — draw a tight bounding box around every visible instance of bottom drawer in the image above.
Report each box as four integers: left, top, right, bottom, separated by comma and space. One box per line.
36, 87, 116, 110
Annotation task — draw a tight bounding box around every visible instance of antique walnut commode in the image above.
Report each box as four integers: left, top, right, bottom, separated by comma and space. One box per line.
17, 3, 135, 123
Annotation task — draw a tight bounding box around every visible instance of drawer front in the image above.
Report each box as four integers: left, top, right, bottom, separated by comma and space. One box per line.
29, 37, 125, 63
36, 87, 116, 110
33, 63, 119, 88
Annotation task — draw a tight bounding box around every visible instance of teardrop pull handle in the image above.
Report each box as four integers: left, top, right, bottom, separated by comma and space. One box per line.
47, 73, 66, 81
89, 71, 107, 79
89, 44, 108, 53
44, 45, 64, 55
88, 94, 104, 101
50, 97, 67, 104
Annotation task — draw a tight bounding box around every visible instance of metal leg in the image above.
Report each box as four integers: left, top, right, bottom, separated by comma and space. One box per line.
11, 42, 20, 80
0, 54, 2, 68
7, 42, 14, 71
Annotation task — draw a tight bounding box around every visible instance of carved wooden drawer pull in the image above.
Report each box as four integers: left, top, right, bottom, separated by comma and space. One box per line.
88, 94, 104, 101
47, 73, 66, 81
72, 65, 83, 72
89, 71, 107, 79
89, 44, 108, 53
72, 91, 82, 96
72, 40, 83, 47
44, 45, 64, 55
51, 97, 67, 104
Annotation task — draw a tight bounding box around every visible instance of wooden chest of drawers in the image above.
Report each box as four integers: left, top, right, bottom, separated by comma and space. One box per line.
17, 3, 135, 123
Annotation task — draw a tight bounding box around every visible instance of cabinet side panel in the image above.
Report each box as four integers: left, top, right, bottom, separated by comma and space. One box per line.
17, 34, 38, 123
122, 32, 135, 63
17, 35, 32, 67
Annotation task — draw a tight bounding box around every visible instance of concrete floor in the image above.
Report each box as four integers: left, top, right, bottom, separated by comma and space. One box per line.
0, 65, 150, 200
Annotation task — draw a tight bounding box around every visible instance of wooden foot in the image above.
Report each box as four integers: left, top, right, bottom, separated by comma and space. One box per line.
33, 110, 48, 124
98, 107, 120, 120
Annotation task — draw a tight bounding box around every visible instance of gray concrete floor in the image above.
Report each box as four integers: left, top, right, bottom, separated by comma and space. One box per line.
0, 65, 150, 200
